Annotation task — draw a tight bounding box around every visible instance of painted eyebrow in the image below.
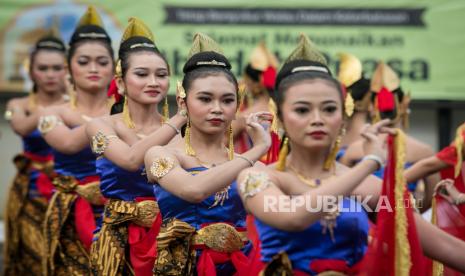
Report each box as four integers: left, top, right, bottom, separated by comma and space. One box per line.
292, 100, 310, 105
77, 55, 110, 59
292, 100, 338, 105
132, 67, 168, 70
197, 91, 213, 96
196, 91, 236, 97
322, 100, 338, 104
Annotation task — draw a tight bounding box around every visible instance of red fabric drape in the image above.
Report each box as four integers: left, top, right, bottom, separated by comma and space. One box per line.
73, 175, 100, 251
360, 134, 424, 275
36, 172, 54, 200
432, 145, 465, 275
196, 249, 248, 276
128, 197, 162, 276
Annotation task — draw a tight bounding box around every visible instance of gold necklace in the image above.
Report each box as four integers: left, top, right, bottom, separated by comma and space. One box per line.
286, 164, 340, 242
287, 165, 321, 188
189, 146, 229, 168
186, 145, 231, 208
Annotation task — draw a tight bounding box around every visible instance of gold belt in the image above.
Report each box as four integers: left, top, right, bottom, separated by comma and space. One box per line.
192, 222, 248, 253
104, 199, 159, 228
30, 160, 53, 171
52, 175, 104, 205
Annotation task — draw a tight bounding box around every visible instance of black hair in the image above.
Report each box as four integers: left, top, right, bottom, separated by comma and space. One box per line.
29, 36, 66, 92
67, 39, 114, 77
182, 52, 238, 98
67, 24, 114, 78
348, 77, 370, 102
244, 63, 262, 82
118, 37, 169, 79
111, 36, 169, 114
274, 59, 343, 119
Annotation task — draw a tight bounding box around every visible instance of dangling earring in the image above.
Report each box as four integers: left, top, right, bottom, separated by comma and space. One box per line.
372, 97, 381, 123
185, 118, 195, 156
323, 128, 345, 170
276, 137, 289, 171
69, 86, 77, 110
122, 94, 136, 129
228, 124, 234, 161
163, 96, 169, 123
67, 74, 78, 110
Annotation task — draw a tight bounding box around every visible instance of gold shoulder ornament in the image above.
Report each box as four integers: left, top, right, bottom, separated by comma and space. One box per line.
91, 131, 118, 155
150, 157, 175, 181
38, 115, 63, 134
239, 171, 273, 198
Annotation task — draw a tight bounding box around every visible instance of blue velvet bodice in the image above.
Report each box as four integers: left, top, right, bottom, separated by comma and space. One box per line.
153, 167, 249, 274
22, 129, 52, 156
52, 147, 97, 181
22, 129, 53, 199
96, 157, 152, 201
255, 197, 369, 275
153, 167, 247, 229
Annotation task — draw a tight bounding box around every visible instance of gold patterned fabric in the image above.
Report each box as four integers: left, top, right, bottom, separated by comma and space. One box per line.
259, 252, 348, 276
153, 219, 197, 275
259, 251, 294, 276
153, 219, 248, 275
90, 199, 159, 276
3, 154, 53, 275
43, 175, 103, 276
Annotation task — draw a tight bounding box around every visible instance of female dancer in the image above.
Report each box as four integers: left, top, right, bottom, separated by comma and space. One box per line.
341, 62, 438, 211
38, 6, 114, 275
87, 17, 186, 276
405, 122, 464, 186
405, 123, 465, 267
3, 31, 67, 275
237, 34, 465, 275
234, 41, 279, 159
145, 33, 271, 275
336, 52, 370, 159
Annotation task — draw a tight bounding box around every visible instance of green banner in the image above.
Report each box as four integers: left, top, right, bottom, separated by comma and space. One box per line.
1, 0, 464, 100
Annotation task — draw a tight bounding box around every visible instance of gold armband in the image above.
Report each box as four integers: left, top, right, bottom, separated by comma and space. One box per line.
38, 115, 63, 134
239, 171, 273, 198
4, 110, 13, 121
4, 107, 22, 121
149, 157, 175, 181
91, 131, 118, 155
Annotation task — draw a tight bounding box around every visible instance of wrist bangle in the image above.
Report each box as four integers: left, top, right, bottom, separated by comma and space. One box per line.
362, 154, 384, 170
236, 155, 254, 167
164, 121, 180, 134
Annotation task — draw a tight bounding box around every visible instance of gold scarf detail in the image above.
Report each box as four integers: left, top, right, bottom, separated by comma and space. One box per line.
259, 251, 294, 276
154, 220, 248, 275
154, 219, 197, 276
91, 199, 159, 276
43, 174, 102, 275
